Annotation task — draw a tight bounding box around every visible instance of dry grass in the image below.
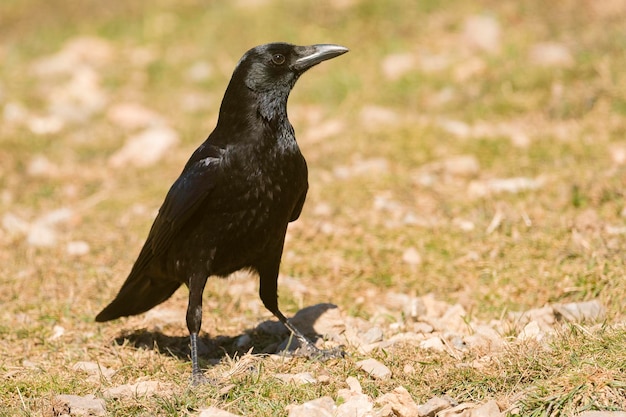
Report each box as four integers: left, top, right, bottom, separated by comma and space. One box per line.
1, 0, 625, 415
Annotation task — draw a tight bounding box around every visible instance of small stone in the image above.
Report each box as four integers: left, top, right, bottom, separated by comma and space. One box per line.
576, 412, 626, 417
468, 176, 545, 198
403, 364, 415, 375
472, 400, 502, 417
336, 390, 374, 417
360, 327, 384, 344
301, 119, 345, 144
186, 61, 213, 82
53, 394, 106, 417
73, 361, 115, 382
417, 396, 454, 417
446, 334, 467, 351
106, 102, 165, 130
553, 300, 606, 323
144, 308, 184, 328
108, 125, 179, 168
27, 115, 65, 135
442, 155, 481, 176
2, 213, 29, 235
66, 240, 90, 256
437, 119, 471, 138
463, 14, 501, 53
334, 157, 390, 179
376, 386, 420, 417
436, 402, 474, 417
453, 218, 476, 232
49, 325, 65, 340
464, 325, 504, 351
274, 372, 317, 385
22, 360, 37, 369
382, 53, 416, 80
411, 321, 435, 334
402, 247, 422, 266
420, 336, 445, 352
198, 407, 243, 417
235, 333, 253, 350
26, 223, 58, 247
27, 155, 59, 177
345, 376, 362, 393
356, 358, 392, 380
219, 384, 236, 396
287, 396, 336, 417
421, 294, 450, 318
381, 332, 426, 348
513, 306, 556, 329
359, 105, 400, 130
102, 380, 172, 399
517, 320, 545, 342
529, 42, 574, 67
317, 375, 331, 384
609, 144, 626, 165
440, 304, 469, 334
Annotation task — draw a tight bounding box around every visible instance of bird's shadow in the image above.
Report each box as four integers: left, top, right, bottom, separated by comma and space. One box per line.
112, 303, 337, 364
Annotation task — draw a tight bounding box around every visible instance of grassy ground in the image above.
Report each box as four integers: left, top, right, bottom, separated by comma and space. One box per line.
1, 0, 625, 415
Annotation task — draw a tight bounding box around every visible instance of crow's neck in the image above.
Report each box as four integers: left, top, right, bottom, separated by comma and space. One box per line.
216, 85, 296, 152
255, 88, 290, 122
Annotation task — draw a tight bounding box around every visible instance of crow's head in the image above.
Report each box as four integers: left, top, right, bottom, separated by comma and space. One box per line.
235, 43, 349, 93
218, 43, 348, 124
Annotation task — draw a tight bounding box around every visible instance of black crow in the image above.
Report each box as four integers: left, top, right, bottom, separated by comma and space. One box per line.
96, 42, 348, 383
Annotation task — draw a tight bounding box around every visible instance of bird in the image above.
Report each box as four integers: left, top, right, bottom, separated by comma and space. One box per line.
95, 42, 349, 383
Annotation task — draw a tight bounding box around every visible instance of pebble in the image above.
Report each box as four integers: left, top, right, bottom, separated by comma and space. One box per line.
437, 400, 502, 417
287, 396, 336, 417
381, 53, 416, 80
356, 358, 392, 380
66, 240, 90, 256
52, 394, 106, 417
360, 327, 384, 344
274, 372, 317, 385
106, 102, 165, 130
468, 176, 545, 197
462, 14, 501, 53
336, 388, 374, 417
517, 320, 545, 342
345, 376, 362, 393
420, 336, 446, 352
528, 42, 574, 67
402, 247, 422, 266
553, 300, 606, 323
108, 125, 179, 168
376, 386, 420, 417
102, 380, 172, 399
198, 407, 243, 417
417, 396, 455, 417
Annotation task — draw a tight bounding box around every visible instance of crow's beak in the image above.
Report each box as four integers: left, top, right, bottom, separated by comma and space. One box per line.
293, 44, 349, 72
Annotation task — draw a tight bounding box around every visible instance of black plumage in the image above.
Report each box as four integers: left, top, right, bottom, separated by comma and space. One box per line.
96, 42, 348, 382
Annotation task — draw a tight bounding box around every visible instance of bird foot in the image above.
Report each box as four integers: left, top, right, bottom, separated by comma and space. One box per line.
189, 371, 211, 386
294, 342, 345, 361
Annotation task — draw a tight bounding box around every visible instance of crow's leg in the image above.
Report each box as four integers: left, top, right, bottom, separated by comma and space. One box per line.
258, 258, 344, 360
186, 274, 209, 385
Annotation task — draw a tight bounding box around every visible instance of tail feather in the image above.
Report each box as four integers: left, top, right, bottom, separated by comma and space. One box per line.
95, 273, 182, 322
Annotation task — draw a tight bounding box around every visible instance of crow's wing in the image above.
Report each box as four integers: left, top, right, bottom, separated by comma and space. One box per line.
94, 144, 225, 322
148, 144, 225, 255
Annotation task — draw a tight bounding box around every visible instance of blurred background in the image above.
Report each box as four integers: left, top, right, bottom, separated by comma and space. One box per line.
0, 0, 625, 413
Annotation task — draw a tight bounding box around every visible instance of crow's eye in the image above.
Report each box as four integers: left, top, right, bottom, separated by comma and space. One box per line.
271, 53, 286, 65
